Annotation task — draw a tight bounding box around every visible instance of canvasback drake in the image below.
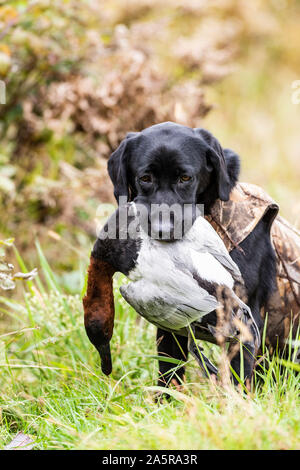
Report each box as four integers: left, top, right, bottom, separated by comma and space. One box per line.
90, 202, 260, 376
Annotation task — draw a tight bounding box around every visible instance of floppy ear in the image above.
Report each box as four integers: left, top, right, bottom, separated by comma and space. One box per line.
107, 132, 139, 204
193, 128, 232, 201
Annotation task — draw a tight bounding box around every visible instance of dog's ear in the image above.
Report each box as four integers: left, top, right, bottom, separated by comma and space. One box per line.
223, 148, 241, 189
107, 132, 139, 204
193, 128, 232, 201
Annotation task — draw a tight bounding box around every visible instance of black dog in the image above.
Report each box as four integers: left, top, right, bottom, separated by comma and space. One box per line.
107, 122, 277, 385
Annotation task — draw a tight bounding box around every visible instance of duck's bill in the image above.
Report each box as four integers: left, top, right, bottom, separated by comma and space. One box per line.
97, 343, 112, 376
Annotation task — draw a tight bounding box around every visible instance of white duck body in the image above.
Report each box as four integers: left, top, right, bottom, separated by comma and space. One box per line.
120, 207, 249, 334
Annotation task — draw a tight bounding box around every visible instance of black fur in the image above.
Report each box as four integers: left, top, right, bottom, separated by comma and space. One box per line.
108, 122, 234, 236
223, 148, 241, 188
107, 122, 277, 385
92, 209, 141, 276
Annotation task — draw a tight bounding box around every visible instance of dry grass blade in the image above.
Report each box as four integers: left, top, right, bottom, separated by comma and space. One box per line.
4, 432, 35, 450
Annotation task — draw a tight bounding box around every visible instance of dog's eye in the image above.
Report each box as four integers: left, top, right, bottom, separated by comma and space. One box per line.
179, 175, 192, 183
140, 175, 152, 183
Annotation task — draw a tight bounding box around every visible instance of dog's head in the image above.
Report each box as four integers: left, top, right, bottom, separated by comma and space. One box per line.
108, 122, 240, 240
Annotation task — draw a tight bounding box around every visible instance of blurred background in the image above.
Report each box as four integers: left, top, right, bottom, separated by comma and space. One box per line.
0, 0, 300, 294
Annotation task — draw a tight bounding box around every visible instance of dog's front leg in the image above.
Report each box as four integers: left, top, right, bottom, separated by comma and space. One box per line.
83, 256, 116, 375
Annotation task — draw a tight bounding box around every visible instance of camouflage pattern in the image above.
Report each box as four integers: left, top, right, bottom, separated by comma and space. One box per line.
206, 182, 300, 354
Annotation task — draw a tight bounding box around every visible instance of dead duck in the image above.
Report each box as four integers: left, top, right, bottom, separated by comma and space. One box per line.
84, 202, 260, 377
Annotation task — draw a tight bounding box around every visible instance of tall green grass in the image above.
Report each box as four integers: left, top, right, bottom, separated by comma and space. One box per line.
0, 245, 299, 450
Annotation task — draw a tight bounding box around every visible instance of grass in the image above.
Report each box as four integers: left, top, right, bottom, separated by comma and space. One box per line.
0, 248, 299, 450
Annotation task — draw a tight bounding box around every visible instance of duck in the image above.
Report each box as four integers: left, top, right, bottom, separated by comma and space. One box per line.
91, 202, 260, 377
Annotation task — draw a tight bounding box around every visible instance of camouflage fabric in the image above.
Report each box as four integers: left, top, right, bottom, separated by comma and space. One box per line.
206, 182, 300, 353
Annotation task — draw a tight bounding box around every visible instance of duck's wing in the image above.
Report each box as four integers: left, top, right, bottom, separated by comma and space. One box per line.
120, 280, 219, 331
191, 217, 242, 281
202, 240, 242, 281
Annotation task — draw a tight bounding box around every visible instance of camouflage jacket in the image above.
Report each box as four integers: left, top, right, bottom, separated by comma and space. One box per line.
206, 182, 300, 353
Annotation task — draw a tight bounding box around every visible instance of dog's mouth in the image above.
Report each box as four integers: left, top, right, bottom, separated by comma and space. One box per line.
129, 200, 203, 241
148, 204, 201, 241
149, 211, 176, 241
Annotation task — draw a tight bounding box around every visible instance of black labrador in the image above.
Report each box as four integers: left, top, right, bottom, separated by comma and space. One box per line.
107, 122, 276, 385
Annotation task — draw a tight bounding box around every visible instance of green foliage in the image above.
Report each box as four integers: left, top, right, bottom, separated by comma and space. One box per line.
0, 247, 299, 450
1, 0, 300, 275
0, 238, 37, 290
0, 1, 299, 449
2, 0, 271, 272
